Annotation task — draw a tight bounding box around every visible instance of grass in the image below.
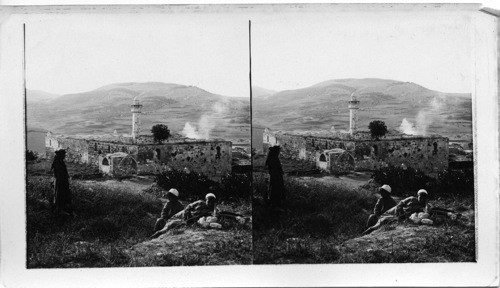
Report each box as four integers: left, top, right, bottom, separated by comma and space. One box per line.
128, 227, 252, 266
253, 172, 377, 263
27, 175, 162, 268
27, 160, 102, 179
252, 172, 475, 264
336, 221, 475, 263
26, 160, 252, 268
253, 155, 320, 176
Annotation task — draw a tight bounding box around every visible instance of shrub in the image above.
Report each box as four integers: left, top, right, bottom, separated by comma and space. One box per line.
26, 150, 39, 161
371, 166, 433, 197
218, 172, 251, 202
155, 170, 216, 201
435, 169, 474, 198
154, 169, 250, 202
371, 166, 474, 198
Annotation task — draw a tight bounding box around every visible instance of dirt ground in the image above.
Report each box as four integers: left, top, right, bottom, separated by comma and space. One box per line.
127, 226, 252, 266
80, 177, 156, 194
296, 172, 373, 189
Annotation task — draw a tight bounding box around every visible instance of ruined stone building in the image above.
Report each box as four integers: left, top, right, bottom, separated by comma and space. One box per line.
46, 97, 232, 179
263, 93, 449, 175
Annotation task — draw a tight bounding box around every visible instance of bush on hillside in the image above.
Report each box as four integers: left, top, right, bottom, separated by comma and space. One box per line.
371, 166, 433, 196
435, 169, 474, 198
155, 170, 215, 201
371, 166, 474, 198
154, 169, 250, 202
218, 172, 251, 202
26, 150, 39, 161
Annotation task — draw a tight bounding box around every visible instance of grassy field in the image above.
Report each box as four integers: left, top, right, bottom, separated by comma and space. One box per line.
252, 173, 475, 264
26, 161, 252, 268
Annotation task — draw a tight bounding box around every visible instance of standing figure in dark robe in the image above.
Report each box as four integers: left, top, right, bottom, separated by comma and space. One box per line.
51, 149, 72, 214
265, 145, 285, 208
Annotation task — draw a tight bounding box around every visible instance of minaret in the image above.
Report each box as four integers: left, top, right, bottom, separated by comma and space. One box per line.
131, 96, 143, 142
348, 92, 360, 135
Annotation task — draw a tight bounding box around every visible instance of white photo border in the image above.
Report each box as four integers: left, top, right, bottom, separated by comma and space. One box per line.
0, 4, 498, 287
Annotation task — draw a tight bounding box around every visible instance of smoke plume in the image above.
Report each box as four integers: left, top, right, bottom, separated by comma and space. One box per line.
399, 118, 419, 135
182, 122, 200, 139
399, 97, 445, 136
181, 100, 229, 139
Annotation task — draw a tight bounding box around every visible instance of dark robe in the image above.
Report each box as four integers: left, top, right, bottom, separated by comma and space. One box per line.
265, 146, 285, 207
51, 156, 71, 210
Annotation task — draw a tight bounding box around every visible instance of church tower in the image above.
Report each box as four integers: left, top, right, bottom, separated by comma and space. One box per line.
348, 92, 360, 135
131, 96, 143, 142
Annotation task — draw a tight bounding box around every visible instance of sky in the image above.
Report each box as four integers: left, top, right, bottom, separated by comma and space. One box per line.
252, 8, 473, 94
26, 6, 473, 96
26, 13, 250, 97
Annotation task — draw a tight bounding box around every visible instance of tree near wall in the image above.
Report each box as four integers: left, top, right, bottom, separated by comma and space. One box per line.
368, 120, 388, 140
151, 124, 171, 144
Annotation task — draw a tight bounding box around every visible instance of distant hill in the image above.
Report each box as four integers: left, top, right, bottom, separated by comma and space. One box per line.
253, 78, 472, 140
252, 86, 277, 98
27, 90, 60, 103
27, 82, 250, 144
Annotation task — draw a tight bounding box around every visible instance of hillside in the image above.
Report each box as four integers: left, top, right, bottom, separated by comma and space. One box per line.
253, 171, 475, 264
26, 82, 250, 144
336, 213, 475, 263
252, 86, 277, 98
127, 222, 252, 266
27, 90, 60, 103
26, 162, 252, 267
253, 78, 472, 140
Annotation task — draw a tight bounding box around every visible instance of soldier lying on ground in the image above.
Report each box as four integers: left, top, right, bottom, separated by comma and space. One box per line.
150, 193, 219, 239
149, 193, 249, 239
153, 188, 184, 233
366, 184, 397, 228
362, 189, 462, 235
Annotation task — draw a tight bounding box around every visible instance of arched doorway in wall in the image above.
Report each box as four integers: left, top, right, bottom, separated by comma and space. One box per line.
155, 148, 161, 161
330, 150, 355, 174
371, 145, 379, 157
216, 146, 221, 159
117, 156, 138, 175
339, 152, 355, 167
319, 153, 327, 162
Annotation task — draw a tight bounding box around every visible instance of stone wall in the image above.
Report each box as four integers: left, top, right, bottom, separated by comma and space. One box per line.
252, 126, 265, 153
136, 140, 232, 178
270, 131, 449, 175
263, 129, 279, 152
45, 135, 90, 164
87, 140, 138, 166
353, 137, 449, 173
46, 134, 232, 178
274, 133, 355, 163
